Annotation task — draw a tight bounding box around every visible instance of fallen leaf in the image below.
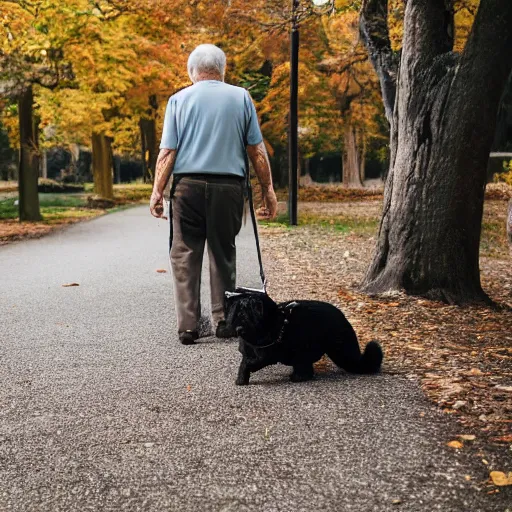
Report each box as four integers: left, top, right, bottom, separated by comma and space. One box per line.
62, 283, 79, 287
490, 471, 512, 486
392, 499, 401, 505
337, 288, 356, 302
491, 434, 512, 443
464, 475, 472, 481
447, 440, 463, 449
458, 435, 476, 441
156, 269, 167, 273
495, 385, 512, 393
387, 302, 400, 307
407, 344, 425, 351
186, 384, 191, 392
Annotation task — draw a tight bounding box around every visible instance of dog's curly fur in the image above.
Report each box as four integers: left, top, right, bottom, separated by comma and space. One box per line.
225, 289, 383, 385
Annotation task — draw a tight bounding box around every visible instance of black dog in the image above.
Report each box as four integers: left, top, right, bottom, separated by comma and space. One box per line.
224, 289, 383, 385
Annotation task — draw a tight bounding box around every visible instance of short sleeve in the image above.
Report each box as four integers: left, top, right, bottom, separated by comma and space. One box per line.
244, 91, 263, 146
159, 97, 178, 150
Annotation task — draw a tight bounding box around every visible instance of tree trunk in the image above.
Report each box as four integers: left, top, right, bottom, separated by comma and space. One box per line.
18, 86, 42, 221
40, 150, 48, 179
360, 0, 512, 304
507, 200, 512, 245
91, 131, 114, 199
359, 133, 366, 184
342, 125, 363, 188
139, 118, 157, 183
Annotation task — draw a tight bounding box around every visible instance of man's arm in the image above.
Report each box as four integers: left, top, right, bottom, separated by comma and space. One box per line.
150, 148, 177, 218
246, 141, 278, 219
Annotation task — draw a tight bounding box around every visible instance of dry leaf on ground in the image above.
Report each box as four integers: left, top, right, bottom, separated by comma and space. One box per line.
490, 471, 512, 486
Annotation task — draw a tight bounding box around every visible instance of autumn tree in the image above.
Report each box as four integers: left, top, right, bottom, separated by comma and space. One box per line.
0, 0, 74, 220
320, 7, 384, 187
359, 0, 512, 304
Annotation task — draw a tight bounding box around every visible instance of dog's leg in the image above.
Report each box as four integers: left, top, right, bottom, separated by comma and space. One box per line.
290, 361, 315, 383
236, 358, 251, 386
236, 358, 273, 386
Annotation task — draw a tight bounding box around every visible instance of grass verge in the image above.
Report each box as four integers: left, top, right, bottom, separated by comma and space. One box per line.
260, 212, 380, 235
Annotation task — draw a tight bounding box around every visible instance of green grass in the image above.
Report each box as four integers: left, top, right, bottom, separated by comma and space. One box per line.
259, 212, 380, 235
0, 185, 149, 221
82, 183, 152, 203
39, 194, 87, 208
0, 198, 18, 219
260, 213, 509, 259
0, 194, 89, 221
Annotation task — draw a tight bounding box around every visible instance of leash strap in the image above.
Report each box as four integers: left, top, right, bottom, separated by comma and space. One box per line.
244, 148, 267, 292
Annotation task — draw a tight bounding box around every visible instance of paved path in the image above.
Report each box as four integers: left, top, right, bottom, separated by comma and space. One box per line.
0, 206, 506, 511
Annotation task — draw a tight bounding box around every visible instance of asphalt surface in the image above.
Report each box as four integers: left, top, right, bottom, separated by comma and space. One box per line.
0, 206, 507, 512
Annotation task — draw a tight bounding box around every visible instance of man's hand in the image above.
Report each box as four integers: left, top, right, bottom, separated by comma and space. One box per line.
150, 190, 166, 219
247, 142, 278, 220
257, 187, 278, 220
150, 148, 177, 219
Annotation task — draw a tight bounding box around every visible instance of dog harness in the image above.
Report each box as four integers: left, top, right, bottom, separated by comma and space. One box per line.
242, 301, 299, 350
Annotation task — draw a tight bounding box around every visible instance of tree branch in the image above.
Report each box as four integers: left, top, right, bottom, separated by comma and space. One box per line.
461, 0, 512, 97
401, 0, 454, 64
359, 0, 398, 123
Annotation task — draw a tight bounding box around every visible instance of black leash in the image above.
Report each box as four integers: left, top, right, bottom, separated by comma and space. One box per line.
244, 147, 267, 293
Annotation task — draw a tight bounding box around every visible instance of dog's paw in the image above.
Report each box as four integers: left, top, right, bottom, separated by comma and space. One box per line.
235, 377, 249, 386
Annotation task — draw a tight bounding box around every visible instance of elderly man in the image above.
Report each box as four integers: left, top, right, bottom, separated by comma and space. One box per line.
150, 44, 278, 345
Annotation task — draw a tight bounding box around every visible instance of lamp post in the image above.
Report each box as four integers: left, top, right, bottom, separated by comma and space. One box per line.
288, 0, 332, 226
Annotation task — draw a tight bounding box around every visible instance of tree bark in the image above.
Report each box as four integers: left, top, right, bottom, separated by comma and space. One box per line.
91, 131, 114, 199
360, 0, 512, 304
18, 85, 42, 221
342, 125, 364, 188
507, 200, 512, 245
139, 117, 157, 183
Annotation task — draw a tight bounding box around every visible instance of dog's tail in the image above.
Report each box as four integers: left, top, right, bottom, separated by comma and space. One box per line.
327, 339, 383, 374
356, 341, 383, 374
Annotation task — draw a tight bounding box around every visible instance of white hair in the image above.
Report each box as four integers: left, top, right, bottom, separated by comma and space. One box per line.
187, 44, 226, 83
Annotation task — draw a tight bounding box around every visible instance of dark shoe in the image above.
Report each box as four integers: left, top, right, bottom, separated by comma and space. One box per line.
179, 330, 199, 345
215, 320, 237, 339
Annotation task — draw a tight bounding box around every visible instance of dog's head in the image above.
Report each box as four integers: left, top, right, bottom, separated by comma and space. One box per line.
224, 288, 279, 345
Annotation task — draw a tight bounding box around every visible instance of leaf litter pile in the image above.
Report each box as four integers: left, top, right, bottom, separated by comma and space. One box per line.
260, 198, 511, 486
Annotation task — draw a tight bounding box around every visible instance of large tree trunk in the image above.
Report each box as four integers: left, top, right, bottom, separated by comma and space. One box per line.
18, 86, 42, 221
91, 131, 114, 199
360, 0, 512, 304
342, 125, 363, 188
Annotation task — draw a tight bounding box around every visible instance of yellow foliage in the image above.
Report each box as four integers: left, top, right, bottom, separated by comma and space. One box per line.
387, 0, 479, 53
494, 161, 512, 187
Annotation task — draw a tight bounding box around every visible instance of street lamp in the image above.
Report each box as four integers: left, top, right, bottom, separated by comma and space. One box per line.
288, 0, 333, 226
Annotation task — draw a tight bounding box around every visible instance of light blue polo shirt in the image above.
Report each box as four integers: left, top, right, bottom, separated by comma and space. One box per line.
159, 80, 263, 177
